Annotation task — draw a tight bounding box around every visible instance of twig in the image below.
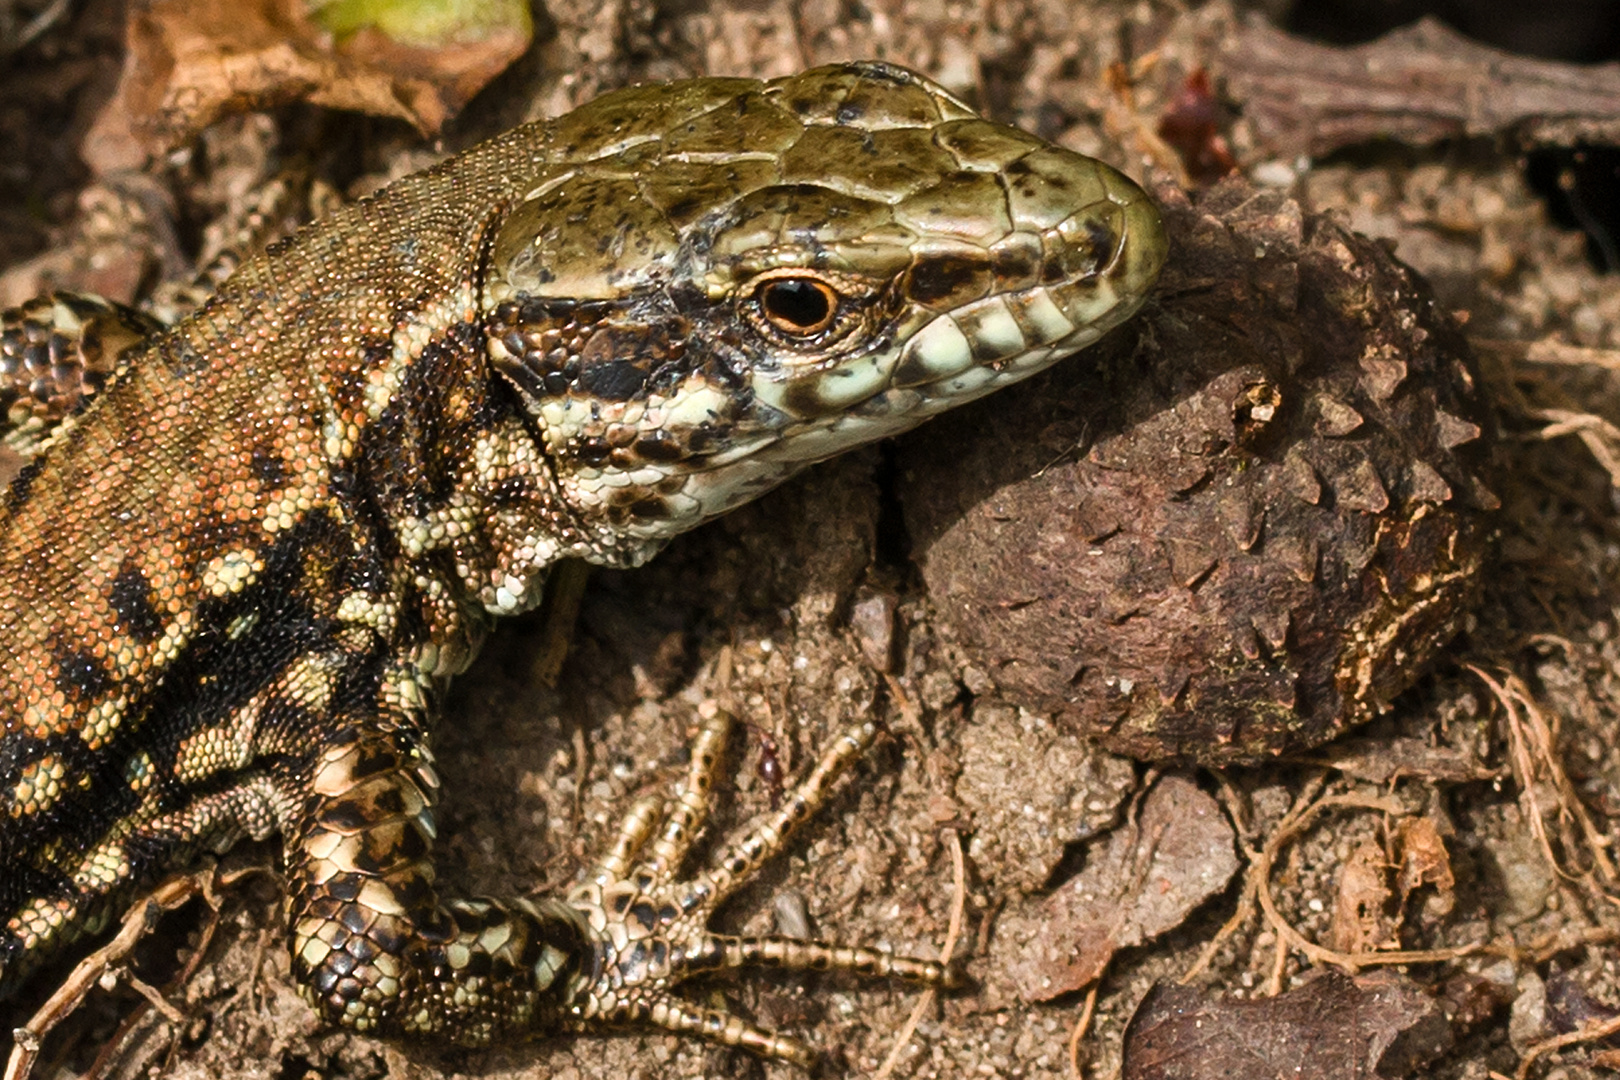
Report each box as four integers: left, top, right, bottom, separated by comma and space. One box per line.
872, 828, 967, 1080
1469, 666, 1617, 888
1179, 773, 1326, 985
0, 0, 72, 59
5, 870, 210, 1080
1516, 1010, 1620, 1079
1066, 982, 1100, 1080
1248, 790, 1483, 984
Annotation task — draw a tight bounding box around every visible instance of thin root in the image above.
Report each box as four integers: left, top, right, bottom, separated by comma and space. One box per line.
873, 826, 967, 1080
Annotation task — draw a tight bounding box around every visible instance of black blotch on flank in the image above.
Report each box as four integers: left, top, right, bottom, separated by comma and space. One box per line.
55, 646, 110, 702
489, 475, 534, 507
250, 444, 289, 489
108, 562, 164, 642
5, 456, 45, 512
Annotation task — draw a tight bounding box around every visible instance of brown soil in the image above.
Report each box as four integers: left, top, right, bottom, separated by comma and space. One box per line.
3, 1, 1618, 1078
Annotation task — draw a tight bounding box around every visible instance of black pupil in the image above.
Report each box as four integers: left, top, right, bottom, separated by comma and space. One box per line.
763, 280, 831, 329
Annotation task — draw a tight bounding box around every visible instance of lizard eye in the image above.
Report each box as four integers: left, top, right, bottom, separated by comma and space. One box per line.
757, 278, 839, 335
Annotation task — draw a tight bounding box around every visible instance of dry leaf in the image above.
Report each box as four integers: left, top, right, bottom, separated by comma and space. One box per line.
311, 0, 533, 115
1123, 970, 1454, 1079
997, 774, 1237, 1003
1547, 969, 1620, 1047
1320, 736, 1501, 784
1395, 816, 1456, 916
84, 0, 531, 173
1329, 838, 1397, 955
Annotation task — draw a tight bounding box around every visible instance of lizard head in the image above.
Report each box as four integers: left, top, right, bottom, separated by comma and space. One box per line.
484, 61, 1166, 551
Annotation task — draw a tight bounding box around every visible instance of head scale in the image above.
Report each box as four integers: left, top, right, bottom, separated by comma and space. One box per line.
483, 61, 1167, 551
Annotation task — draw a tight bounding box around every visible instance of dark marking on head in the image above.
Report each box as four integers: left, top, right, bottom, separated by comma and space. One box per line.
369, 918, 409, 959
1086, 219, 1116, 270
394, 873, 435, 914
108, 562, 164, 642
629, 498, 669, 519
393, 822, 430, 862
663, 196, 704, 222
576, 437, 612, 465
633, 430, 684, 462
847, 61, 918, 87
891, 351, 932, 388
23, 340, 48, 378
970, 331, 1006, 363
686, 426, 717, 454
781, 377, 839, 419
465, 950, 494, 978
579, 360, 648, 401
318, 800, 372, 833
907, 256, 991, 306
370, 786, 409, 817
992, 246, 1037, 286
494, 354, 551, 404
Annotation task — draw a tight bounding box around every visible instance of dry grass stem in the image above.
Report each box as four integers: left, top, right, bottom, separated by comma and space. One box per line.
872, 827, 967, 1080
1066, 982, 1101, 1080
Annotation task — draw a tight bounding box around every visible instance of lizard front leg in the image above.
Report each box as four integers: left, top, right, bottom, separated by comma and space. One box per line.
286, 716, 590, 1043
283, 668, 950, 1061
0, 292, 159, 464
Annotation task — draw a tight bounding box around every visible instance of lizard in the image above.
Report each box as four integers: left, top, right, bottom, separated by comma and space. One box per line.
0, 61, 1165, 1064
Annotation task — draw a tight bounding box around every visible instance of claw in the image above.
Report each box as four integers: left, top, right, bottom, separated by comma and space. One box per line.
560, 703, 952, 1063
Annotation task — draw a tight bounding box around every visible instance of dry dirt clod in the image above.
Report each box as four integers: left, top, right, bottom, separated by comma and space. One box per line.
903, 175, 1498, 766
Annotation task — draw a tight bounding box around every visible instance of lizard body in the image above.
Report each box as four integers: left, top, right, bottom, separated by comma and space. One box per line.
0, 61, 1163, 1061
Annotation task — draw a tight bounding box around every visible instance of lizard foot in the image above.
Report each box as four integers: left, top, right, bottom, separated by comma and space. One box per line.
561, 702, 951, 1065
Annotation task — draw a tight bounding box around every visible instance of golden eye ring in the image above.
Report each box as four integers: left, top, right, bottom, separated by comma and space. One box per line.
756, 278, 839, 335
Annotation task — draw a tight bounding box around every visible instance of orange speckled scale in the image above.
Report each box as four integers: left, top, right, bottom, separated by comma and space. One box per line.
0, 62, 1165, 1062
